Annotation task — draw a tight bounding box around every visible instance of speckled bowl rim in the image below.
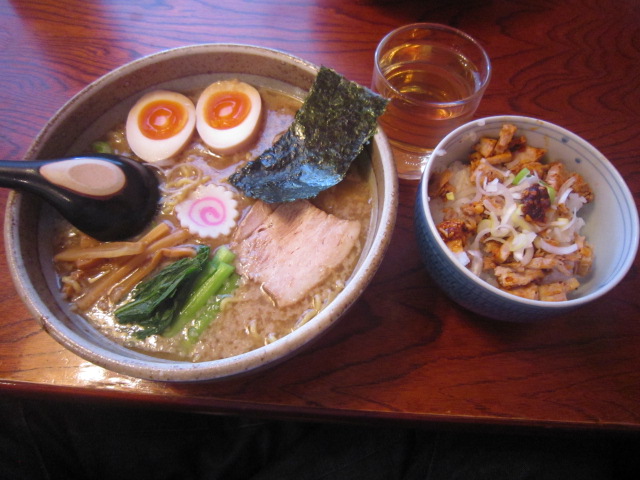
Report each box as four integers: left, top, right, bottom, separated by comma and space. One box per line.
4, 44, 399, 381
418, 114, 639, 311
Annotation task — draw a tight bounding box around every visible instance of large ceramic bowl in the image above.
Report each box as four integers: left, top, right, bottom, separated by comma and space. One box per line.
415, 115, 638, 322
4, 44, 398, 381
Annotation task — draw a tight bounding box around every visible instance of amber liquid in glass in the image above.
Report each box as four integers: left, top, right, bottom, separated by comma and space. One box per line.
374, 43, 481, 178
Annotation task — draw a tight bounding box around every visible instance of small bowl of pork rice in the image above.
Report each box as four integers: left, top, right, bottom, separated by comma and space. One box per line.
4, 44, 398, 381
415, 115, 639, 322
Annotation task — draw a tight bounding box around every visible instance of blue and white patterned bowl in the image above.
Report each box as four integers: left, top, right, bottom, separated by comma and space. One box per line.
415, 115, 639, 322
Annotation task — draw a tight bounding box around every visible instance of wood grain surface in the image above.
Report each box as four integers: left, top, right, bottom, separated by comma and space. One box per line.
1, 0, 639, 431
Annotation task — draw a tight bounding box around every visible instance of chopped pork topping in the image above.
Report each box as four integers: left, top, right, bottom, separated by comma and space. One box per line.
494, 265, 545, 288
494, 123, 517, 154
433, 124, 594, 302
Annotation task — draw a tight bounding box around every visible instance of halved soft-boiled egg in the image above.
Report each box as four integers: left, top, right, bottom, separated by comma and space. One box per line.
195, 80, 262, 155
126, 90, 196, 163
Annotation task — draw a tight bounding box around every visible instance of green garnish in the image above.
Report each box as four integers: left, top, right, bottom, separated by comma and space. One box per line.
539, 179, 557, 203
229, 66, 388, 203
512, 168, 556, 202
115, 245, 210, 339
512, 167, 530, 185
92, 141, 113, 154
163, 246, 237, 338
185, 272, 239, 345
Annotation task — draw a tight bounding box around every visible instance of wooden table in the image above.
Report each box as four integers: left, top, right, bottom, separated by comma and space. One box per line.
1, 0, 639, 432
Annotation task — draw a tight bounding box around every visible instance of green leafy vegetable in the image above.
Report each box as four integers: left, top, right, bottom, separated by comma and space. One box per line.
229, 66, 388, 203
185, 272, 239, 345
163, 246, 237, 338
115, 245, 210, 339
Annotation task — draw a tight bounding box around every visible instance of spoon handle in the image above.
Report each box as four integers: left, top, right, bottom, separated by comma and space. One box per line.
0, 155, 160, 241
0, 161, 42, 193
0, 158, 126, 198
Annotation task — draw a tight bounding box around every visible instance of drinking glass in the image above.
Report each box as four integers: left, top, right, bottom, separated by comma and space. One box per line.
372, 23, 491, 180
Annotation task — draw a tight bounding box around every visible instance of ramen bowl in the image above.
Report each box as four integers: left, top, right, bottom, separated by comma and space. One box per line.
4, 44, 398, 381
415, 115, 639, 322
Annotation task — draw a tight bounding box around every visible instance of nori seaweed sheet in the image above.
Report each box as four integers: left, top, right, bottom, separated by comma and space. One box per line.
228, 67, 388, 203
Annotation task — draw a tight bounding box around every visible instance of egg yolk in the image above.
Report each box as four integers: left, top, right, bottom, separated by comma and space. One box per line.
204, 91, 251, 130
139, 100, 189, 140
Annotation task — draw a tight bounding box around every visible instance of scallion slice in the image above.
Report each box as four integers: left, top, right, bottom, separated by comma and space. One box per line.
538, 179, 557, 203
512, 167, 530, 185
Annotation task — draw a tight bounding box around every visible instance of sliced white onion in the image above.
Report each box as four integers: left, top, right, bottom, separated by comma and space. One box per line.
566, 193, 587, 211
484, 177, 500, 193
509, 174, 538, 194
557, 215, 576, 232
556, 176, 576, 205
482, 199, 499, 215
492, 223, 515, 238
468, 249, 483, 276
470, 225, 492, 251
511, 231, 537, 251
557, 187, 573, 205
454, 250, 471, 267
520, 245, 535, 266
535, 237, 579, 255
501, 202, 518, 225
472, 173, 485, 202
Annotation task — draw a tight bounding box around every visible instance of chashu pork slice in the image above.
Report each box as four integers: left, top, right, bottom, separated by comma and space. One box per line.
231, 200, 361, 307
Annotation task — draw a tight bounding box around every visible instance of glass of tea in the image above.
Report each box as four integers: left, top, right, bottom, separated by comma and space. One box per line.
372, 23, 491, 180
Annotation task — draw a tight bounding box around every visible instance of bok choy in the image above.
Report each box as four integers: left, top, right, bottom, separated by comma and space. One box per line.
115, 245, 239, 342
163, 246, 237, 339
115, 245, 210, 339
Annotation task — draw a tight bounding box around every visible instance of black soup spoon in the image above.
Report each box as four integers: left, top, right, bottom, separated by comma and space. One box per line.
0, 154, 160, 241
